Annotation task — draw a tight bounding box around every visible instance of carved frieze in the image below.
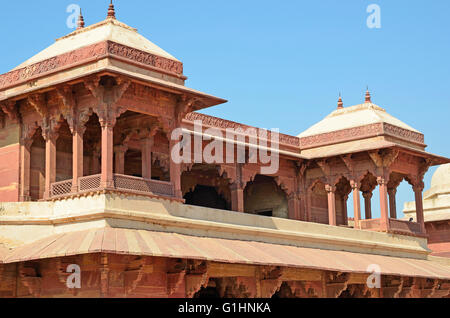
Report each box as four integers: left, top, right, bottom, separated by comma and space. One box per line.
299, 122, 425, 149
0, 41, 184, 90
0, 42, 108, 90
184, 112, 300, 148
107, 41, 183, 75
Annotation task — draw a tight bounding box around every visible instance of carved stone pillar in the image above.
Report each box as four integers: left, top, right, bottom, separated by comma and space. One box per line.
288, 193, 301, 221
378, 176, 390, 232
325, 185, 337, 226
101, 124, 114, 188
342, 194, 349, 226
306, 190, 312, 222
20, 141, 32, 201
388, 187, 397, 219
362, 191, 373, 220
44, 132, 58, 200
72, 128, 84, 192
350, 181, 361, 229
114, 145, 127, 175
169, 138, 182, 199
230, 182, 245, 212
298, 191, 307, 222
141, 137, 153, 180
413, 182, 425, 233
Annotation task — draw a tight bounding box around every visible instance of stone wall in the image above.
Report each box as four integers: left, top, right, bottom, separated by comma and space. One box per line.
0, 120, 20, 202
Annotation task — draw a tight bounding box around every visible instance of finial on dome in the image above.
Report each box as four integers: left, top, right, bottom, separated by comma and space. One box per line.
365, 87, 372, 103
77, 9, 85, 29
337, 93, 344, 109
107, 0, 116, 19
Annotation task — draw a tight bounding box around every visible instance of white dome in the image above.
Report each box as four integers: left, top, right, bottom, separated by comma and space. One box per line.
431, 164, 450, 189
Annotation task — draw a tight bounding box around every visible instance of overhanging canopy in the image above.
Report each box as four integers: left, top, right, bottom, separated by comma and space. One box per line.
2, 228, 450, 280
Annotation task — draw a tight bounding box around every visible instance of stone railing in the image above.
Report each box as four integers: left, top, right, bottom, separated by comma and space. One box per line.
78, 174, 102, 192
113, 174, 174, 197
359, 218, 423, 236
50, 179, 73, 197
389, 219, 422, 235
51, 174, 174, 199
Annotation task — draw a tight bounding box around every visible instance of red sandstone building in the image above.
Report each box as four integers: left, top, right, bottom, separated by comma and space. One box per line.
0, 3, 450, 298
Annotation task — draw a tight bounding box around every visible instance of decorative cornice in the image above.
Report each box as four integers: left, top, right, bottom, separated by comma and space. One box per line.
0, 41, 184, 91
382, 123, 425, 145
299, 123, 425, 150
184, 112, 301, 148
0, 42, 108, 91
107, 41, 183, 75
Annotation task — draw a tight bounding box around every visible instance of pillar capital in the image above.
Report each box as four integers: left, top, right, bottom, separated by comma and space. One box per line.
114, 145, 128, 154
42, 130, 59, 143
325, 184, 336, 193
413, 181, 425, 193
72, 123, 86, 137
230, 181, 244, 192
350, 180, 359, 190
140, 135, 155, 146
376, 176, 388, 186
362, 191, 373, 200
387, 187, 397, 196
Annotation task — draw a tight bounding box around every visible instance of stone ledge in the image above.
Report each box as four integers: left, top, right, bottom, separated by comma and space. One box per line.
0, 193, 431, 260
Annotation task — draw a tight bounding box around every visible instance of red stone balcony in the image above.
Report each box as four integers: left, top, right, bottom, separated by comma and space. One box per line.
50, 174, 175, 199
359, 218, 424, 237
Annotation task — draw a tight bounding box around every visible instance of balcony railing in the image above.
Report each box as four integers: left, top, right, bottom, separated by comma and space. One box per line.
79, 174, 102, 192
113, 174, 174, 197
50, 174, 174, 199
359, 218, 423, 236
50, 179, 73, 197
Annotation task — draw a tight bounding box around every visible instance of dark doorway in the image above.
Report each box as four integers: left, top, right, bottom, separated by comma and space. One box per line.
184, 185, 230, 210
193, 286, 221, 298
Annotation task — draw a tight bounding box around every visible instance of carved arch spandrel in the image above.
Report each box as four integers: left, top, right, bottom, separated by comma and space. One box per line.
83, 75, 131, 127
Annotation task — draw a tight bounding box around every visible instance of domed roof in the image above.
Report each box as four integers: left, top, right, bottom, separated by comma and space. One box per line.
13, 17, 179, 71
297, 102, 420, 138
431, 164, 450, 189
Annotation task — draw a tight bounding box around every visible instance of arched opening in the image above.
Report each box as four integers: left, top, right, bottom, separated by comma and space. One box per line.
388, 172, 415, 221
335, 176, 352, 226
123, 149, 142, 177
193, 279, 221, 298
181, 164, 231, 210
151, 131, 170, 181
112, 111, 167, 180
184, 185, 229, 210
83, 113, 101, 176
359, 172, 378, 220
30, 128, 45, 201
55, 120, 73, 182
272, 282, 294, 298
244, 175, 288, 218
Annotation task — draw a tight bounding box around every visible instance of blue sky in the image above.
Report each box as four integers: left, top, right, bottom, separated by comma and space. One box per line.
0, 0, 448, 217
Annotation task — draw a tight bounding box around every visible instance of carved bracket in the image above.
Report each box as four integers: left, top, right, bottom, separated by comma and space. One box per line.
56, 85, 76, 132
0, 100, 19, 122
124, 257, 151, 295
167, 259, 187, 296
19, 263, 42, 297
